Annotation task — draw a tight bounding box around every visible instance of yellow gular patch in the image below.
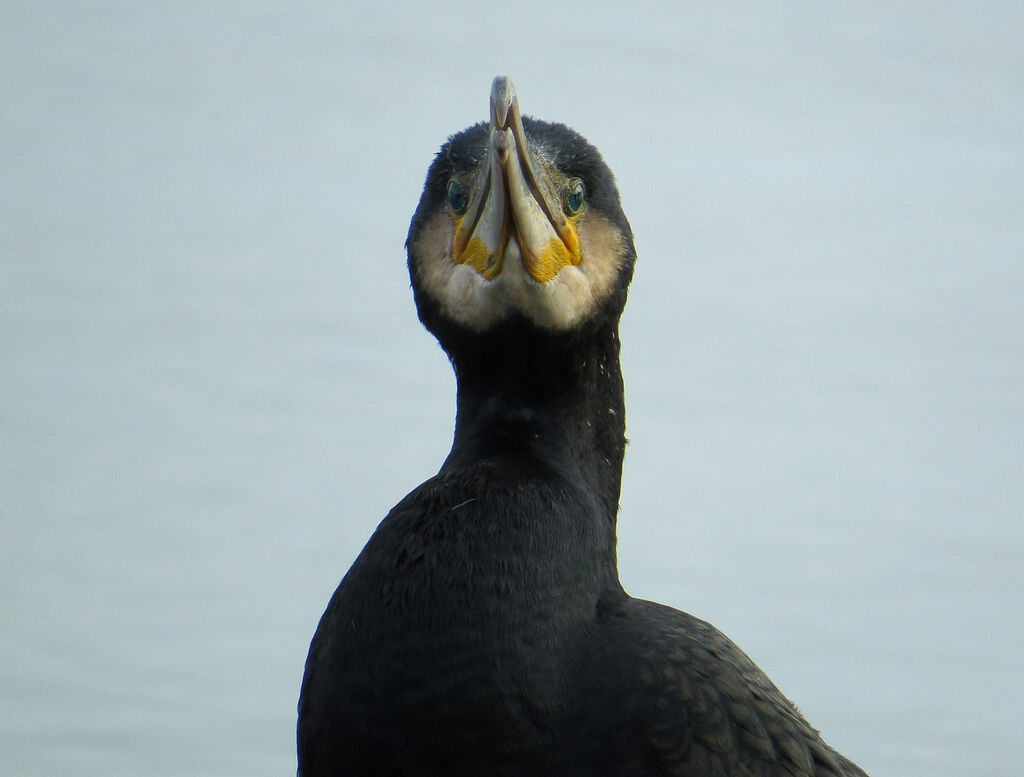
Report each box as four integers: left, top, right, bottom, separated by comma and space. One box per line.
453, 235, 498, 279
528, 237, 574, 282
524, 225, 582, 283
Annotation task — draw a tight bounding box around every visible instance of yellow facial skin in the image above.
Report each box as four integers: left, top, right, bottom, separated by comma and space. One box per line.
529, 229, 581, 283
453, 226, 500, 280
451, 78, 583, 284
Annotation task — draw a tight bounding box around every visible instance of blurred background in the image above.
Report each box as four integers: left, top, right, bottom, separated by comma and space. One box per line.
2, 3, 1022, 775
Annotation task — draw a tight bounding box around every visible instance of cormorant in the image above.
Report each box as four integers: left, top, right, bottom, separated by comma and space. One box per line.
298, 77, 867, 777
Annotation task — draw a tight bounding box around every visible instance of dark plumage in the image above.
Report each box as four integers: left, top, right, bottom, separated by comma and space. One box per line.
297, 77, 867, 777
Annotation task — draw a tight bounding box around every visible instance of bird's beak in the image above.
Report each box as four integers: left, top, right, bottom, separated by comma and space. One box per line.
452, 77, 582, 283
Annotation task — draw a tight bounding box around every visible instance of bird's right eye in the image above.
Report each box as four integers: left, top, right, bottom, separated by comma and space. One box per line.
447, 180, 468, 214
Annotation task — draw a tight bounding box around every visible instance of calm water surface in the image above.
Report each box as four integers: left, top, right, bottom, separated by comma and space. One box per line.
3, 4, 1022, 775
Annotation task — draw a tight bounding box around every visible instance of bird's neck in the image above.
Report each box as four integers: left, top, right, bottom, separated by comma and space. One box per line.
441, 322, 626, 526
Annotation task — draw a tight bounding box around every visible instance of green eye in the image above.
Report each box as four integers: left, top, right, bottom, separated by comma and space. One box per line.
564, 178, 585, 215
447, 180, 468, 214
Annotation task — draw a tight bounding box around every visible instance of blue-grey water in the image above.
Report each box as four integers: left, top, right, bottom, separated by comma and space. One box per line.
2, 3, 1022, 775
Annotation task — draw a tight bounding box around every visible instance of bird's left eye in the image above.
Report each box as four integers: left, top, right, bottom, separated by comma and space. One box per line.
564, 179, 585, 216
447, 180, 468, 214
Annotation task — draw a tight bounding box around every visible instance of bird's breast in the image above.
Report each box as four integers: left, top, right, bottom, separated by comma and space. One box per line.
306, 465, 611, 767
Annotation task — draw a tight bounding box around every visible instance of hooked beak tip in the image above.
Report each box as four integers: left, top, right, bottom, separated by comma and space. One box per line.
490, 76, 516, 131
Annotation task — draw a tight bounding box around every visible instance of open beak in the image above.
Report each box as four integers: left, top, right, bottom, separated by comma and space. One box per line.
452, 77, 582, 283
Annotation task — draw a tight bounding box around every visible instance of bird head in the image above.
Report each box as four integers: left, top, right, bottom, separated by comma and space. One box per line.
407, 77, 636, 341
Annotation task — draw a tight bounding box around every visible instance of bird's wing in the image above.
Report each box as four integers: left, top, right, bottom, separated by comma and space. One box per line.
594, 598, 869, 777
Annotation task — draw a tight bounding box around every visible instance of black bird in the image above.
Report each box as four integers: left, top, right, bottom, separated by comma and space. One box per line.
298, 77, 868, 777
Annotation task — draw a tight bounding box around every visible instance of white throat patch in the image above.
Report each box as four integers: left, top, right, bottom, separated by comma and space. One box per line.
412, 208, 626, 333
